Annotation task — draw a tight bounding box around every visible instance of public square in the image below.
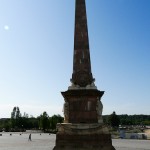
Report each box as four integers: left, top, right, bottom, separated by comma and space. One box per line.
0, 133, 150, 150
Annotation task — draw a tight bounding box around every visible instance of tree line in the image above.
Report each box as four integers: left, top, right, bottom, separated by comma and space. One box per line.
0, 108, 150, 132
0, 106, 63, 132
103, 112, 150, 127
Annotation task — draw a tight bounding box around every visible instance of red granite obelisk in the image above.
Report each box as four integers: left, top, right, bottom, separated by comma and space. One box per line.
53, 0, 115, 149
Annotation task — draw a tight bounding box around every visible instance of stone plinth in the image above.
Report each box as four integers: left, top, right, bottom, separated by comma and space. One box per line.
62, 89, 104, 124
53, 123, 115, 150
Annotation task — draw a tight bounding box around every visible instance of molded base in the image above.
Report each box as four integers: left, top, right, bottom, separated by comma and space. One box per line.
53, 123, 115, 150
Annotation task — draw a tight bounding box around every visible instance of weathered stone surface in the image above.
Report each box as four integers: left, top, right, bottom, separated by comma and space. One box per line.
53, 123, 115, 150
71, 0, 94, 87
57, 123, 109, 135
54, 132, 115, 150
62, 89, 104, 123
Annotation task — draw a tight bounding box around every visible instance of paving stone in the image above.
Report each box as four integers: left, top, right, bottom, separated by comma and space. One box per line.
0, 133, 150, 150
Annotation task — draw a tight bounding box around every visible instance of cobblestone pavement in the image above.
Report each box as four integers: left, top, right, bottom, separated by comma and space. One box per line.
0, 133, 150, 150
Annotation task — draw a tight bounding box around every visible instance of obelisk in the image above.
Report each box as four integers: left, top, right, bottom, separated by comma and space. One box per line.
72, 0, 94, 88
53, 0, 115, 149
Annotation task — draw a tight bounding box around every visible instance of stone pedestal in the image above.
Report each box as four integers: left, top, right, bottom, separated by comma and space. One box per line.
62, 89, 104, 124
53, 89, 115, 150
53, 123, 115, 150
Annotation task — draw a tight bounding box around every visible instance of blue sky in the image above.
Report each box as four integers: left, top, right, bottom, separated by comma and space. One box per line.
0, 0, 150, 118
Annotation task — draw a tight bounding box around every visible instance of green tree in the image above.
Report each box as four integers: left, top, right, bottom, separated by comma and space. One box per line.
49, 114, 64, 130
108, 111, 120, 128
39, 111, 49, 132
11, 106, 22, 129
11, 107, 16, 128
16, 107, 22, 127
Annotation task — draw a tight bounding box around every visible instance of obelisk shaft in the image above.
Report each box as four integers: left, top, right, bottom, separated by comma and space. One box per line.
71, 0, 94, 87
